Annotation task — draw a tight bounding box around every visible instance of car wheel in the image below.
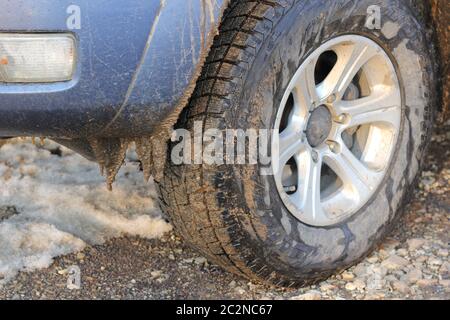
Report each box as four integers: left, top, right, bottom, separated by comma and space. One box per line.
156, 0, 436, 287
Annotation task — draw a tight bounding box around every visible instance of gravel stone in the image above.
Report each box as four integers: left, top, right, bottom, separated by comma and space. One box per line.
353, 279, 366, 291
417, 279, 438, 288
407, 239, 427, 251
291, 291, 322, 300
405, 269, 423, 284
392, 281, 410, 294
381, 255, 409, 270
342, 272, 355, 281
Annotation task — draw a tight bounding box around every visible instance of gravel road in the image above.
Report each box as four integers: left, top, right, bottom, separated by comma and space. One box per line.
0, 122, 448, 300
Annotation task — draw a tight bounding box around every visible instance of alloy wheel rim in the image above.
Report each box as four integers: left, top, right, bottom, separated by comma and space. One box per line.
272, 35, 402, 227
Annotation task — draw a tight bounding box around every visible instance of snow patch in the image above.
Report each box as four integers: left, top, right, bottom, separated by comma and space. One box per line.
0, 140, 172, 285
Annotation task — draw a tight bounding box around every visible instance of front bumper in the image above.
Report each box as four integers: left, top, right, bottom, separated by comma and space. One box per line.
0, 0, 226, 139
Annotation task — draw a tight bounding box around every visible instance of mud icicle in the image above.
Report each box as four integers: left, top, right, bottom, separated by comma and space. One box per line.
88, 138, 130, 191
135, 132, 168, 183
134, 136, 154, 182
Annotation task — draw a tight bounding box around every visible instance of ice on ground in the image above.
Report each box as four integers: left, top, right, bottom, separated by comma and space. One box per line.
0, 139, 172, 285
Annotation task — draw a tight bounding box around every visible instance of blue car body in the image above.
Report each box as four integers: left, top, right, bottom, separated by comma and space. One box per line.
0, 0, 228, 139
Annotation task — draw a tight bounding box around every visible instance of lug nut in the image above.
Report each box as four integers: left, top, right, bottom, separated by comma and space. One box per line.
327, 94, 336, 104
327, 141, 341, 154
335, 113, 348, 124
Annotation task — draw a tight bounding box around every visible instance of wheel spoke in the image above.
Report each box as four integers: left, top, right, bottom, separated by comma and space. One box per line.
274, 129, 305, 179
324, 143, 382, 199
292, 149, 328, 223
293, 58, 319, 109
319, 42, 379, 100
279, 131, 305, 166
335, 89, 401, 127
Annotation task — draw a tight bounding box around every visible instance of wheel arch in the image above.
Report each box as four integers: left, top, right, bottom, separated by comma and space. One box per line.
99, 0, 233, 138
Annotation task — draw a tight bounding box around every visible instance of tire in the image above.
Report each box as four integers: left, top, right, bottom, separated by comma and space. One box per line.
156, 0, 436, 287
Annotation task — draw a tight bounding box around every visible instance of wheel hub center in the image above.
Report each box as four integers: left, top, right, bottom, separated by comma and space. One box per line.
305, 106, 332, 147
